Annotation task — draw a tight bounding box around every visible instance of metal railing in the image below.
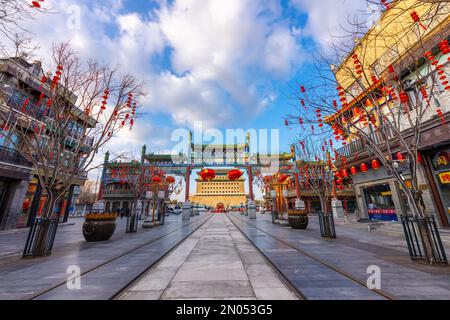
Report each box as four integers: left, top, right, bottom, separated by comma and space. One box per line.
336, 129, 395, 158
23, 217, 59, 257
400, 215, 448, 265
103, 189, 134, 196
318, 212, 336, 239
0, 145, 32, 167
7, 91, 46, 122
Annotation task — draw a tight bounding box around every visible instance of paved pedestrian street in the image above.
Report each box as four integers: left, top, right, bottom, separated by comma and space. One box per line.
119, 214, 298, 300
0, 215, 211, 300
1, 212, 450, 300
227, 213, 450, 300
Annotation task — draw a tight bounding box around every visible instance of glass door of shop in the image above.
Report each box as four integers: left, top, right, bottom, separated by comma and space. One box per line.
363, 184, 398, 221
430, 149, 450, 225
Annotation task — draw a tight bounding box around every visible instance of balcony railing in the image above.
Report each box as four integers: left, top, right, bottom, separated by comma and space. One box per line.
6, 90, 46, 122
336, 129, 394, 159
103, 189, 134, 196
0, 145, 32, 167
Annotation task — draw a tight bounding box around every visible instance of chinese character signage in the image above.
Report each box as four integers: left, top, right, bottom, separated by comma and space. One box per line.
439, 172, 450, 184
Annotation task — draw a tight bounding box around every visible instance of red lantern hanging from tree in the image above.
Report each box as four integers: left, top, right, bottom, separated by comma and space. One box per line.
396, 152, 405, 161
410, 11, 427, 30
371, 159, 381, 170
152, 176, 163, 184
360, 163, 368, 173
278, 174, 288, 183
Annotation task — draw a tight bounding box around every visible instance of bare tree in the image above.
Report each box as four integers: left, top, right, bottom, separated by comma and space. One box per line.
0, 0, 50, 55
286, 0, 449, 262
78, 180, 97, 205
0, 42, 144, 255
295, 136, 334, 215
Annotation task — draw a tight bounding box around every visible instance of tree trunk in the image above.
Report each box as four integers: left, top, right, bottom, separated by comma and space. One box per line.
319, 194, 328, 215
34, 190, 59, 256
402, 187, 439, 263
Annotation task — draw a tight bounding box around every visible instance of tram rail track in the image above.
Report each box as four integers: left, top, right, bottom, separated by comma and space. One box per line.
24, 214, 214, 300
227, 213, 396, 300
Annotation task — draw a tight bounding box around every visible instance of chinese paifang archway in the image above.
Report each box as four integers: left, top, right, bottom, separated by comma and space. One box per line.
98, 132, 301, 209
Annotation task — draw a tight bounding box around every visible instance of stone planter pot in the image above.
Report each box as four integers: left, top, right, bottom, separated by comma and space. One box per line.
288, 210, 309, 230
83, 213, 118, 242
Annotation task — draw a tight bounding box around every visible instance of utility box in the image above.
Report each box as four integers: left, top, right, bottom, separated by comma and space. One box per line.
295, 199, 306, 211
248, 200, 256, 219
182, 202, 192, 221
332, 199, 344, 218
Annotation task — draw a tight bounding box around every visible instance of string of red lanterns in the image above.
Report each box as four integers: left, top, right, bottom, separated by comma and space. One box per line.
410, 11, 427, 30
31, 0, 44, 9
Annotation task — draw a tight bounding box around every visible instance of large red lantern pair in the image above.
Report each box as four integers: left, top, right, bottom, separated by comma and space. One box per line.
200, 169, 216, 181
227, 169, 243, 181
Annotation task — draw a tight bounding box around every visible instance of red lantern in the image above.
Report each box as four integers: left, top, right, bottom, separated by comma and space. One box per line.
166, 176, 175, 184
360, 163, 368, 173
396, 152, 405, 161
371, 159, 381, 170
152, 176, 163, 184
200, 169, 216, 181
227, 169, 243, 181
341, 169, 349, 178
338, 185, 345, 191
278, 174, 288, 183
350, 166, 358, 175
411, 11, 426, 30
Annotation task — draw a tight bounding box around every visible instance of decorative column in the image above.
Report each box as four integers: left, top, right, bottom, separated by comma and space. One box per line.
248, 166, 254, 201
185, 166, 191, 202
98, 151, 110, 201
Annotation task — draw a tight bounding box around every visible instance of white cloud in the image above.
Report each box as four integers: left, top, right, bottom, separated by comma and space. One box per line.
148, 0, 303, 126
290, 0, 370, 49
7, 0, 307, 157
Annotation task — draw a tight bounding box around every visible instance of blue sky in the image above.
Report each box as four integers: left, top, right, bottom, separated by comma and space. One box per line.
19, 0, 369, 156
18, 0, 370, 198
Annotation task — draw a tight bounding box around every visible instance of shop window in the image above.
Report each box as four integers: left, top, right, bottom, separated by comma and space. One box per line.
363, 184, 398, 221
112, 202, 120, 212
17, 178, 39, 228
431, 149, 450, 221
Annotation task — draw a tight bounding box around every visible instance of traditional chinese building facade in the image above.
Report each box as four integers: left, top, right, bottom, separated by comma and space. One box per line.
190, 169, 247, 209
327, 1, 450, 226
0, 58, 94, 230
